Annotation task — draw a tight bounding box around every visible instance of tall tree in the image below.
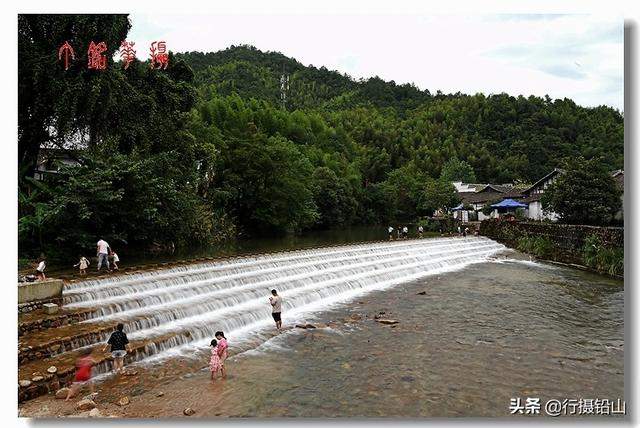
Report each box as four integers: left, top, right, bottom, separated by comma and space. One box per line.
541, 157, 622, 225
439, 157, 477, 183
18, 14, 130, 185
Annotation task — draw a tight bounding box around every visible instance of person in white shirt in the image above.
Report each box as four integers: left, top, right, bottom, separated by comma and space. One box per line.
418, 225, 424, 238
388, 226, 394, 241
96, 239, 110, 271
35, 257, 46, 281
269, 289, 283, 330
111, 250, 120, 270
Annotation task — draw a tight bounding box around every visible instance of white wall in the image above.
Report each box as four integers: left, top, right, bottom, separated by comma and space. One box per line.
527, 201, 559, 221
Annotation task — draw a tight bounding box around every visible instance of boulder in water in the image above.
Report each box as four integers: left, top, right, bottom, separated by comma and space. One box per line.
376, 319, 399, 325
295, 323, 316, 329
183, 407, 195, 416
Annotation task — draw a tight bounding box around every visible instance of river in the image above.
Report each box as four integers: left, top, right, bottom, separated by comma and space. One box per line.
18, 237, 624, 418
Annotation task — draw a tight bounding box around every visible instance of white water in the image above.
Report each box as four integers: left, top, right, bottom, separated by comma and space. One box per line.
60, 237, 505, 368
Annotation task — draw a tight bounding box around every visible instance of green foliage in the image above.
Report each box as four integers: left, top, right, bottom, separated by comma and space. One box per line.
542, 157, 622, 225
583, 234, 624, 276
311, 167, 357, 228
440, 158, 477, 183
19, 147, 233, 257
516, 236, 554, 258
418, 179, 460, 216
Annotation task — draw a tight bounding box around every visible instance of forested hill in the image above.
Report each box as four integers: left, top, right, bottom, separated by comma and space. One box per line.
176, 45, 623, 183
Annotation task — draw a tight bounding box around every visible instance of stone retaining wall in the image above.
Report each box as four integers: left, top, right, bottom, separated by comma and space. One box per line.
480, 219, 624, 267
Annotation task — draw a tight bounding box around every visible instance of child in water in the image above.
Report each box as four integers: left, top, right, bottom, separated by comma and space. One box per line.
74, 255, 90, 275
110, 250, 120, 270
215, 331, 228, 378
66, 347, 95, 400
209, 339, 222, 381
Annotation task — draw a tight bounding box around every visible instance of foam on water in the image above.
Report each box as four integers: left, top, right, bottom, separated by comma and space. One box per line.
58, 236, 506, 370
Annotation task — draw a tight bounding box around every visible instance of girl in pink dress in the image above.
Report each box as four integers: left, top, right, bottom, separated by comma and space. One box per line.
215, 331, 228, 378
209, 339, 222, 381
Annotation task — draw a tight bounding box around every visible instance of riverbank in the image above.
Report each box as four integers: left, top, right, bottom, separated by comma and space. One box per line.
480, 220, 624, 277
19, 251, 624, 418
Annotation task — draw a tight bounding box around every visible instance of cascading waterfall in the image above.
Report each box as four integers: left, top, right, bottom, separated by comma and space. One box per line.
54, 236, 505, 371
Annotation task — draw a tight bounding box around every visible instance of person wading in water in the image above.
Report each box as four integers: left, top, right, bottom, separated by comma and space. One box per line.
102, 323, 130, 373
269, 289, 283, 330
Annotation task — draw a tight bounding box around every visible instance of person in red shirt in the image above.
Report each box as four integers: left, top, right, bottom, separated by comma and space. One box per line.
65, 347, 95, 401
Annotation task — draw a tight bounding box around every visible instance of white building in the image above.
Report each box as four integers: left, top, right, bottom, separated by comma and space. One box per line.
520, 169, 562, 221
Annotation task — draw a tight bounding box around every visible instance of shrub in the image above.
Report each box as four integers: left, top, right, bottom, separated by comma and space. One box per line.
583, 234, 623, 276
517, 235, 553, 258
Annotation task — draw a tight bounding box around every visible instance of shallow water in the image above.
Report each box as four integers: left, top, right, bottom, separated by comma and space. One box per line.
19, 247, 624, 418
183, 257, 623, 417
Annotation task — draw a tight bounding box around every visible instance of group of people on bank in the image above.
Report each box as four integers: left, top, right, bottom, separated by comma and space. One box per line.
388, 225, 424, 240
65, 289, 285, 399
30, 238, 120, 281
75, 238, 120, 274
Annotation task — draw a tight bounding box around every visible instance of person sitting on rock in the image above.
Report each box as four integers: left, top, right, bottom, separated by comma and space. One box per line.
65, 347, 95, 401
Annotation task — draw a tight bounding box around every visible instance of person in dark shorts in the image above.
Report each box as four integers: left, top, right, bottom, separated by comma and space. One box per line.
102, 323, 130, 373
269, 289, 283, 330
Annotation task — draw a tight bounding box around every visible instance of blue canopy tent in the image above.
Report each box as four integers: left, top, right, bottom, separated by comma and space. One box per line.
490, 198, 527, 219
490, 199, 527, 209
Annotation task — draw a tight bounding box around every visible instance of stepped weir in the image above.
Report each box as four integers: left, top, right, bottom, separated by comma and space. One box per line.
18, 236, 505, 402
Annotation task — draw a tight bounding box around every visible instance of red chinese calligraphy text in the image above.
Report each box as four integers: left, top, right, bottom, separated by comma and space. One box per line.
150, 41, 169, 70
119, 41, 137, 69
87, 41, 108, 70
58, 41, 75, 71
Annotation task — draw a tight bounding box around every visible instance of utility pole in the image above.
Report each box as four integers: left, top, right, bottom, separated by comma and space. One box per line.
280, 65, 289, 110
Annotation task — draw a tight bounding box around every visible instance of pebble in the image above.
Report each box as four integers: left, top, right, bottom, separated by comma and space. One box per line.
117, 396, 130, 406
47, 366, 57, 374
183, 407, 196, 416
31, 375, 44, 382
19, 380, 31, 388
156, 392, 165, 397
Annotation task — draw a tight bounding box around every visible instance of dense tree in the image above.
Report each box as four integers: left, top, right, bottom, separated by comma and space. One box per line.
18, 14, 130, 184
541, 158, 622, 225
439, 158, 477, 183
418, 179, 460, 216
